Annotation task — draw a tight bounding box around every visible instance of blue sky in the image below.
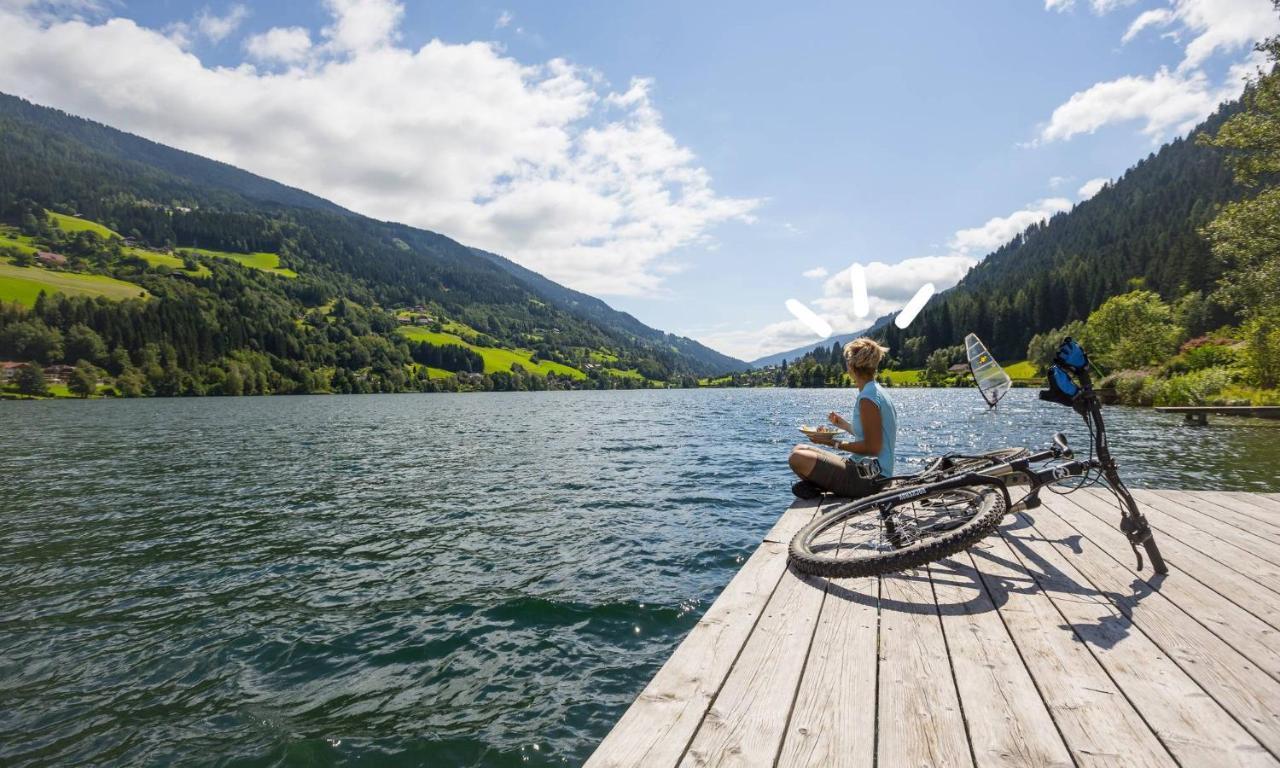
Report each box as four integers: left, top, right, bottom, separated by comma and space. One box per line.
1, 0, 1275, 360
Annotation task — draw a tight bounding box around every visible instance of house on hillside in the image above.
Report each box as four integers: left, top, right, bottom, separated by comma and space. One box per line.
42, 364, 75, 384
36, 251, 67, 266
0, 361, 28, 382
948, 363, 970, 375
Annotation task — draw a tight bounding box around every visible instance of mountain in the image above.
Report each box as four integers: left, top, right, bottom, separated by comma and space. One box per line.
870, 101, 1245, 365
749, 315, 893, 368
0, 93, 746, 394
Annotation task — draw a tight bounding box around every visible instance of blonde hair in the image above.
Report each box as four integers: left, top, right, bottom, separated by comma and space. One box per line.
843, 337, 889, 377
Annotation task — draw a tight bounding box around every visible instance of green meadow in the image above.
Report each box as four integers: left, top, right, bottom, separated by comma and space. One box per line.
185, 248, 297, 278
398, 325, 587, 379
0, 227, 41, 255
0, 263, 148, 306
47, 211, 115, 238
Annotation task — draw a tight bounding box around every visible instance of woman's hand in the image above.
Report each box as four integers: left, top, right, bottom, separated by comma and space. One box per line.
827, 412, 849, 431
810, 431, 836, 446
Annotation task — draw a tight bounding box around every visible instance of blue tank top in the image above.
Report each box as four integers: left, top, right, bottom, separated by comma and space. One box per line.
851, 380, 897, 475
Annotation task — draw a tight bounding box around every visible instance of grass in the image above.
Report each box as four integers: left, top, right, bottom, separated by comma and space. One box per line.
184, 248, 296, 278
48, 211, 116, 239
0, 228, 41, 255
0, 263, 148, 306
881, 368, 923, 385
1005, 360, 1041, 380
397, 326, 587, 379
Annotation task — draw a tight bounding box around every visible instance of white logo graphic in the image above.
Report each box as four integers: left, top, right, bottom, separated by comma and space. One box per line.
786, 262, 937, 339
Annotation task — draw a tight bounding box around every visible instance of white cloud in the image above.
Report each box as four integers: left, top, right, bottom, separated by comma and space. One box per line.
949, 198, 1072, 255
1038, 0, 1279, 145
1036, 67, 1225, 142
244, 26, 312, 64
1048, 174, 1070, 189
699, 192, 1081, 359
1078, 177, 1109, 198
1122, 8, 1174, 43
802, 266, 828, 279
1173, 0, 1280, 70
0, 1, 757, 297
1045, 0, 1135, 14
196, 4, 247, 44
321, 0, 401, 53
496, 10, 513, 29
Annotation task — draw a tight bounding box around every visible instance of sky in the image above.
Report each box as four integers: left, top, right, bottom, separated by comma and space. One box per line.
0, 0, 1276, 361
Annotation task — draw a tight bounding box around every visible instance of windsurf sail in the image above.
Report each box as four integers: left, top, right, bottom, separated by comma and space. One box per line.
965, 333, 1012, 408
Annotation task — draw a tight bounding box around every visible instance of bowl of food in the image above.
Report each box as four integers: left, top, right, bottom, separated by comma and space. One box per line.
799, 425, 840, 440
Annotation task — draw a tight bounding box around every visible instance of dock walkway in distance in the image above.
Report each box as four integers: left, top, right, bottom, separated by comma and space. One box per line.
586, 488, 1280, 767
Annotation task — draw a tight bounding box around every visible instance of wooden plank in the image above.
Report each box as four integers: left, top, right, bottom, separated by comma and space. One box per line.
1025, 500, 1280, 758
1004, 505, 1278, 767
929, 554, 1073, 767
1064, 491, 1280, 633
876, 569, 974, 768
1121, 488, 1280, 578
679, 564, 829, 766
585, 499, 821, 768
1134, 489, 1280, 560
969, 532, 1174, 767
1213, 491, 1280, 519
775, 575, 878, 768
1149, 489, 1280, 543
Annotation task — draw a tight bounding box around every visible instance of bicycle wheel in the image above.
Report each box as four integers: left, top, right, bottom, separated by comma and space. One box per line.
893, 447, 1028, 487
789, 483, 1008, 577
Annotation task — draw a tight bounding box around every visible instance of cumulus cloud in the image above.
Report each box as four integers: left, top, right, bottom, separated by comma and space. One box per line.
802, 266, 828, 279
1037, 0, 1279, 145
949, 198, 1072, 255
1078, 177, 1109, 198
0, 1, 757, 297
244, 26, 312, 63
196, 4, 247, 43
1036, 67, 1225, 142
1121, 8, 1174, 43
703, 194, 1078, 359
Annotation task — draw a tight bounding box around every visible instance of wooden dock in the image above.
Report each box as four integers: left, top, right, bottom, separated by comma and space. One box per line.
587, 488, 1280, 767
1156, 405, 1280, 424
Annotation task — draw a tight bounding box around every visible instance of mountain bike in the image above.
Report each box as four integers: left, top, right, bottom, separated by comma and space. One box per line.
789, 338, 1167, 578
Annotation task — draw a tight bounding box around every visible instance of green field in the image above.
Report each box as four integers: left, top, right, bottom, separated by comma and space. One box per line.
186, 248, 296, 278
48, 211, 116, 239
881, 368, 923, 385
1004, 360, 1041, 380
0, 263, 148, 306
398, 326, 587, 379
0, 228, 41, 255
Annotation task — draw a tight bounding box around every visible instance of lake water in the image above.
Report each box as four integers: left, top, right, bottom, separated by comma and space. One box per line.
3, 388, 1278, 766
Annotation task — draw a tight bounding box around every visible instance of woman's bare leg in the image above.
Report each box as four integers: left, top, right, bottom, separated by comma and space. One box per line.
789, 443, 822, 479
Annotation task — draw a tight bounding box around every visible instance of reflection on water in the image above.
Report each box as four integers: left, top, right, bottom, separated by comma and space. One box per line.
1, 389, 1276, 765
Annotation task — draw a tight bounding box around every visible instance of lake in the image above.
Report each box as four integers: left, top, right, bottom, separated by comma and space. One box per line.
3, 388, 1278, 766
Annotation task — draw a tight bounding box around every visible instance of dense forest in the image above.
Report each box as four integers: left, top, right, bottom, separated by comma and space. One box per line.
0, 93, 746, 398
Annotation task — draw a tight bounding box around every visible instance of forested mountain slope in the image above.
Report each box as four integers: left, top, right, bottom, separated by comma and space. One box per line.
0, 93, 745, 396
877, 102, 1244, 364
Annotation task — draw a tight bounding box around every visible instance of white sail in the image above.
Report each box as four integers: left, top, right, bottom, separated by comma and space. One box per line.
965, 333, 1012, 408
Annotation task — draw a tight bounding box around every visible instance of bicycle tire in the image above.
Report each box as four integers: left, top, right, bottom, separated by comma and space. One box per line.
789, 483, 1008, 577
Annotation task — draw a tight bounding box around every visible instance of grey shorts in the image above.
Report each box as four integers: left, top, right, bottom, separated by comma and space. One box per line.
805, 451, 886, 499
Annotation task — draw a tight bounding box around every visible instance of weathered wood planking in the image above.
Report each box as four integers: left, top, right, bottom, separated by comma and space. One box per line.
587, 491, 1280, 767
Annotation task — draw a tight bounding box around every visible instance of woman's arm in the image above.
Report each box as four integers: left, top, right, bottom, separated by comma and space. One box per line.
835, 399, 882, 456
827, 411, 853, 432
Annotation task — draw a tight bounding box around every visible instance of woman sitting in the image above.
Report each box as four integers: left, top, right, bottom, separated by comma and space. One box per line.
788, 337, 897, 499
